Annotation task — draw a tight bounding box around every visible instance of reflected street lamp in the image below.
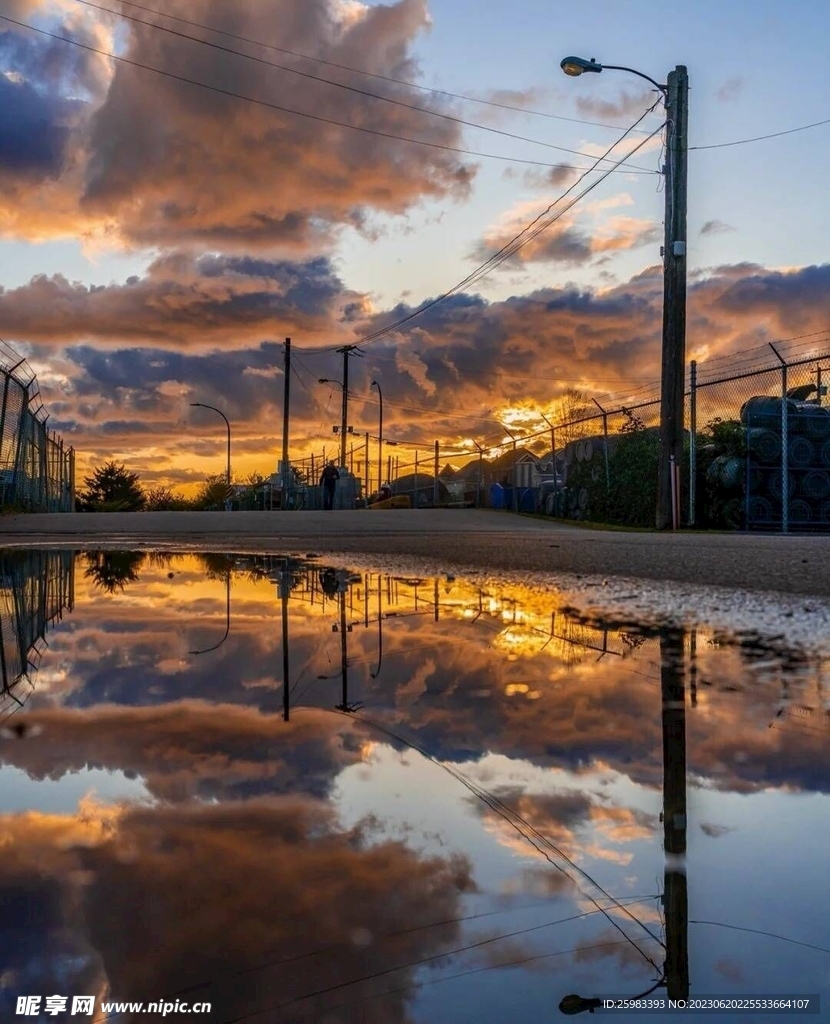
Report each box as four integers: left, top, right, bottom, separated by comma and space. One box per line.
189, 571, 230, 654
190, 402, 232, 493
560, 55, 687, 530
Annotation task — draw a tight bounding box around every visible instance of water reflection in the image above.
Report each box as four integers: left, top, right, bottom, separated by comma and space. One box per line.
0, 550, 73, 722
1, 551, 828, 1023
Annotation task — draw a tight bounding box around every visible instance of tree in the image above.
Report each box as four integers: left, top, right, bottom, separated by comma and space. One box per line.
84, 551, 145, 592
145, 486, 190, 511
78, 462, 145, 512
192, 474, 233, 511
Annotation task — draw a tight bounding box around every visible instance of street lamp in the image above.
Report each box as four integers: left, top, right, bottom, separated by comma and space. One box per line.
190, 402, 231, 494
319, 377, 348, 468
370, 380, 383, 494
559, 978, 665, 1015
560, 55, 687, 530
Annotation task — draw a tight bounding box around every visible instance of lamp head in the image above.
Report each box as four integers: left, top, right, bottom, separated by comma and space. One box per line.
559, 994, 603, 1015
318, 378, 330, 385
560, 56, 602, 76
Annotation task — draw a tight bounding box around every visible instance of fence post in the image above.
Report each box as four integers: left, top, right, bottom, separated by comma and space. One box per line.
689, 360, 697, 526
592, 399, 610, 491
770, 343, 787, 534
433, 440, 439, 507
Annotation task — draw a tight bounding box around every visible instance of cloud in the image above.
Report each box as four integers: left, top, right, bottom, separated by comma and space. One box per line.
716, 78, 743, 102
700, 219, 735, 236
0, 796, 474, 1022
575, 88, 656, 123
471, 200, 659, 268
0, 253, 359, 349
9, 260, 830, 486
0, 0, 474, 250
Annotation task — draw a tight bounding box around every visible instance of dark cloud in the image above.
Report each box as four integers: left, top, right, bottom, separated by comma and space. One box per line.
0, 254, 358, 349
9, 260, 830, 487
0, 73, 76, 179
0, 797, 474, 1022
700, 219, 735, 236
1, 0, 474, 249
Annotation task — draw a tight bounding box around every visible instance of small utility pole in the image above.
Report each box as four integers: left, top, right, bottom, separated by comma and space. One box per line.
338, 346, 350, 468
433, 440, 439, 507
657, 65, 689, 530
281, 338, 291, 510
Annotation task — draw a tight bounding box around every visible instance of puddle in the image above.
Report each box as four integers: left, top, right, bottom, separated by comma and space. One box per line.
1, 549, 828, 1022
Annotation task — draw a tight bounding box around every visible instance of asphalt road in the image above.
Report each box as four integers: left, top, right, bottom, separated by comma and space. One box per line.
2, 508, 829, 596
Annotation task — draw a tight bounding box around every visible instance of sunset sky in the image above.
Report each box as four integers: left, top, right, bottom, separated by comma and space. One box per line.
2, 0, 830, 492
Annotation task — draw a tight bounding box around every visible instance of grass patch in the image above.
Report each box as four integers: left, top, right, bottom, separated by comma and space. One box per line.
517, 512, 654, 532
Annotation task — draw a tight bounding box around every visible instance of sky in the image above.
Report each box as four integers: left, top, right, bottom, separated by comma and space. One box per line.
2, 0, 830, 492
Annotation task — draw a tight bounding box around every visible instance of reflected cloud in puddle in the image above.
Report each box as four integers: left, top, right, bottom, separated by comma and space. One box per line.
0, 549, 828, 1022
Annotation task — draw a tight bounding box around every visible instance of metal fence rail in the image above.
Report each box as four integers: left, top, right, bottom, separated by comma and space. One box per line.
0, 341, 74, 512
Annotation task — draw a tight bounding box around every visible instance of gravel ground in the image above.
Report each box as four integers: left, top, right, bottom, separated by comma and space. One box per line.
2, 508, 830, 597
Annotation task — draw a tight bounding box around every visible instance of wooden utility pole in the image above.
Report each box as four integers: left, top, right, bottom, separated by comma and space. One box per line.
657, 66, 689, 530
433, 440, 439, 506
281, 338, 291, 510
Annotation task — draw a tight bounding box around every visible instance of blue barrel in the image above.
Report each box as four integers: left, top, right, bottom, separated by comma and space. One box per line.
800, 469, 830, 500
789, 499, 812, 523
489, 483, 505, 509
747, 428, 781, 465
706, 456, 728, 486
747, 465, 764, 493
788, 435, 816, 468
821, 499, 830, 524
793, 402, 830, 440
820, 438, 830, 467
747, 496, 775, 524
766, 469, 796, 502
519, 488, 536, 512
740, 396, 797, 430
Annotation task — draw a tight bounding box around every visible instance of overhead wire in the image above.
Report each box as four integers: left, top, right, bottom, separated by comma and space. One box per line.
219, 899, 663, 1023
87, 0, 659, 135
339, 103, 666, 353
70, 0, 660, 173
339, 709, 664, 964
0, 14, 657, 176
691, 115, 830, 150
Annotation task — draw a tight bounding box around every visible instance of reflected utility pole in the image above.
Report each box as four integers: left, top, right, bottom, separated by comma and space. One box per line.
661, 630, 689, 1001
280, 567, 290, 721
371, 575, 383, 680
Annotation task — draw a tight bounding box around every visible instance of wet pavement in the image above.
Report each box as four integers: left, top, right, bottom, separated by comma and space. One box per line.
1, 549, 829, 1023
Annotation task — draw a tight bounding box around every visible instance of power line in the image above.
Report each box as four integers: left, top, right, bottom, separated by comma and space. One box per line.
0, 14, 656, 177
691, 115, 830, 151
90, 0, 659, 135
70, 0, 659, 173
339, 107, 665, 353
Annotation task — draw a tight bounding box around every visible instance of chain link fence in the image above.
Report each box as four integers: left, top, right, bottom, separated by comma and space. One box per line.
691, 346, 830, 532
0, 549, 75, 721
284, 341, 830, 532
0, 342, 74, 512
